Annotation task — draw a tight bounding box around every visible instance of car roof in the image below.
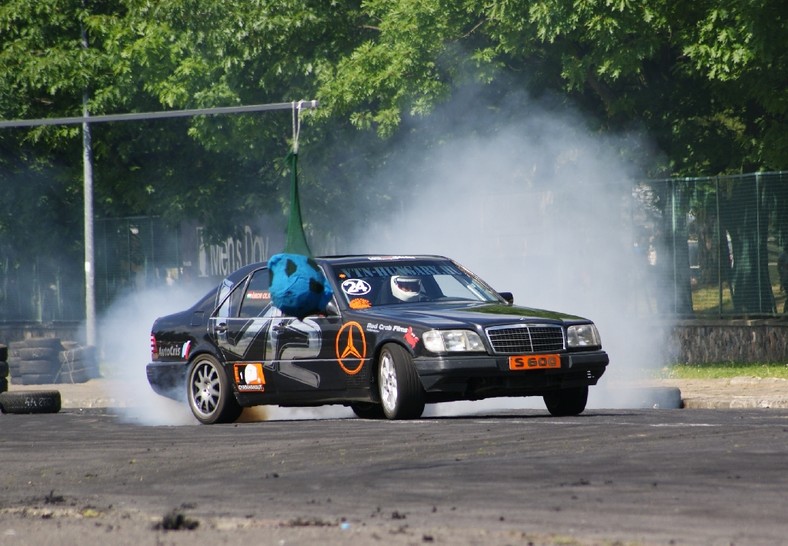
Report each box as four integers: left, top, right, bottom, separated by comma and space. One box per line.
221, 254, 452, 286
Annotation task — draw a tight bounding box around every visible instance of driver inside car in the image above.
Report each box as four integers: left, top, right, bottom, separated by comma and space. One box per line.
390, 275, 427, 302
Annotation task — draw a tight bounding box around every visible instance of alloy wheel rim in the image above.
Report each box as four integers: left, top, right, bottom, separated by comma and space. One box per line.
379, 352, 398, 412
191, 361, 220, 416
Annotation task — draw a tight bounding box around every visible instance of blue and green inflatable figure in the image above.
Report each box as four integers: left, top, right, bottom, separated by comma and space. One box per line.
268, 253, 333, 320
267, 151, 333, 319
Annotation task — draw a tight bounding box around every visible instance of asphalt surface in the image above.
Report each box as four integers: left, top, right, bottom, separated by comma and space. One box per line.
2, 378, 788, 545
1, 406, 788, 546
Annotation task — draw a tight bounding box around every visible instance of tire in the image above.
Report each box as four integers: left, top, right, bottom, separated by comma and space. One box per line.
0, 345, 7, 361
20, 338, 63, 350
186, 354, 242, 424
543, 385, 589, 416
350, 402, 385, 419
0, 378, 7, 393
15, 347, 59, 361
19, 373, 57, 385
59, 367, 91, 384
17, 359, 58, 375
377, 344, 425, 420
0, 361, 8, 378
58, 346, 97, 364
0, 390, 61, 414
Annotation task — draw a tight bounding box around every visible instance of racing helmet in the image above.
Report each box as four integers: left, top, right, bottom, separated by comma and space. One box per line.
391, 276, 423, 302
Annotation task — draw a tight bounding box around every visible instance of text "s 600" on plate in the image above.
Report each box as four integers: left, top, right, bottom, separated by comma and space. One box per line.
509, 354, 560, 371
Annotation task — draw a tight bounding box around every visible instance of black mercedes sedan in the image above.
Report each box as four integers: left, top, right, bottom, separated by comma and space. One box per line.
147, 255, 609, 424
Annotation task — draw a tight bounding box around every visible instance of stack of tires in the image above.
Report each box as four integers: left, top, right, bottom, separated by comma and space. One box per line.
58, 342, 100, 383
7, 338, 100, 385
1, 344, 9, 393
8, 338, 66, 385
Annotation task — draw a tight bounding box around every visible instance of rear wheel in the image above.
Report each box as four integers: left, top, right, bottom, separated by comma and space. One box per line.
187, 355, 242, 424
378, 344, 425, 420
543, 385, 588, 416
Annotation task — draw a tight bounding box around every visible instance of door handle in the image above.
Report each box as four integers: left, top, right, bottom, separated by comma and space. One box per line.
215, 322, 228, 333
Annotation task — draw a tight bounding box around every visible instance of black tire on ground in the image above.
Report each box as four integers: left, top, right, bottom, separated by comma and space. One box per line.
16, 359, 58, 376
350, 402, 385, 419
0, 390, 61, 414
0, 378, 7, 393
543, 385, 589, 416
186, 354, 243, 424
377, 343, 425, 420
0, 344, 7, 361
0, 360, 8, 378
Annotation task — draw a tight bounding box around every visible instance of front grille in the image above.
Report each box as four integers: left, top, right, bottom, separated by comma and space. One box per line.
486, 324, 565, 354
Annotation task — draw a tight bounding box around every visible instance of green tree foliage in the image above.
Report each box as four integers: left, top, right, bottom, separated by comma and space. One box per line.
1, 0, 786, 317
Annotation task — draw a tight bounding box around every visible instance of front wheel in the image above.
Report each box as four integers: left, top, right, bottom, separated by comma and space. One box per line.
350, 402, 385, 419
378, 344, 425, 420
543, 385, 589, 416
187, 355, 242, 424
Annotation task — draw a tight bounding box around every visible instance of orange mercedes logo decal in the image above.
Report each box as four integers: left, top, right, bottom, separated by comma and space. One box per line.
335, 321, 367, 375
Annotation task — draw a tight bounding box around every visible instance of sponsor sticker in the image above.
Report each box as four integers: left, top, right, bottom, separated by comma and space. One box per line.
349, 298, 372, 309
404, 327, 419, 349
341, 279, 372, 295
158, 344, 185, 358
246, 290, 271, 300
234, 363, 266, 392
335, 321, 367, 375
365, 322, 408, 334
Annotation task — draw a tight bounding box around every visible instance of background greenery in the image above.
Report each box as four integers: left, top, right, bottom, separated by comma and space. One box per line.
1, 0, 786, 319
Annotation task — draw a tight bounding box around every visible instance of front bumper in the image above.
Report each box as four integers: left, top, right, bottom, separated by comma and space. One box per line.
413, 350, 609, 402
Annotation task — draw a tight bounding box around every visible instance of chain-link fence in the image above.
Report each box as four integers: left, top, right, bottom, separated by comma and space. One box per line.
94, 216, 183, 310
635, 171, 788, 317
1, 171, 787, 322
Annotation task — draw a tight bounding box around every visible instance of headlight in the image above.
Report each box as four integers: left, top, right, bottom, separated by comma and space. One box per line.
567, 323, 601, 348
422, 330, 485, 353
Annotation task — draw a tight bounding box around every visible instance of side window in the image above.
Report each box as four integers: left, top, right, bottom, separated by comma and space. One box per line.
216, 279, 246, 319
239, 269, 272, 318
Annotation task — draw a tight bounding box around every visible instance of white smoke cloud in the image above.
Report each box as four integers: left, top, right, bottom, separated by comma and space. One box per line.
330, 90, 671, 412
95, 88, 671, 425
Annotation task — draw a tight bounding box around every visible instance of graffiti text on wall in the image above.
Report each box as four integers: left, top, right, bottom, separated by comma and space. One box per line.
198, 226, 270, 277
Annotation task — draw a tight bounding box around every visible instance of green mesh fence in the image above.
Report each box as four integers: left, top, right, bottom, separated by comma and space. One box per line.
638, 171, 788, 317
1, 171, 787, 322
94, 216, 182, 311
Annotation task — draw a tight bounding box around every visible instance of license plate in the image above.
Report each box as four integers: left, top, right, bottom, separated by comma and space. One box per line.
508, 354, 561, 370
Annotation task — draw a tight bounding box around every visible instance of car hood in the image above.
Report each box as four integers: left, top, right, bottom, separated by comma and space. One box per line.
352, 301, 588, 329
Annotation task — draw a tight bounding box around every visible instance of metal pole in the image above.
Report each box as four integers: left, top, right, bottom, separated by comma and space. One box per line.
81, 11, 96, 347
82, 96, 96, 347
0, 100, 319, 128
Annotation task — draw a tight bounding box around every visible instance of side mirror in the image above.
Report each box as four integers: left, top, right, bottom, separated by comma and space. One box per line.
498, 292, 514, 304
324, 299, 340, 316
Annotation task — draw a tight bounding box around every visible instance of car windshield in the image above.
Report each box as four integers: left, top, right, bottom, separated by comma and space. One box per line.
327, 258, 502, 308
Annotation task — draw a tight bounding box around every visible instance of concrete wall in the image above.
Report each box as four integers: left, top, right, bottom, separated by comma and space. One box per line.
671, 320, 788, 364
